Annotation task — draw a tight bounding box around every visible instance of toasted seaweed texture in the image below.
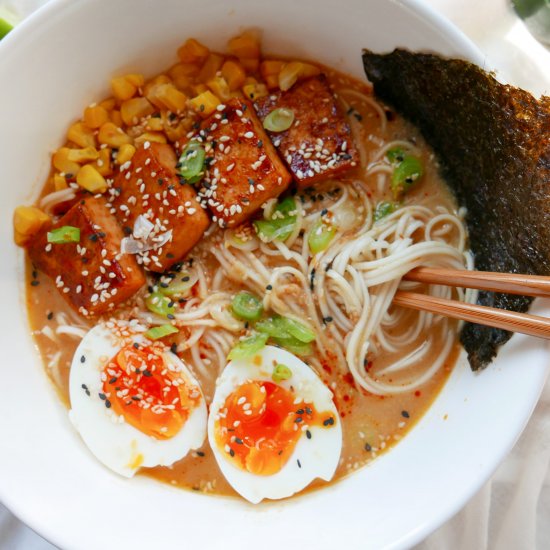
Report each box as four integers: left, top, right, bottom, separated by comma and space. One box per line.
362, 49, 550, 370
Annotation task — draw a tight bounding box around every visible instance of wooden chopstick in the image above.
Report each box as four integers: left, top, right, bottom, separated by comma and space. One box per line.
404, 267, 550, 298
393, 291, 550, 340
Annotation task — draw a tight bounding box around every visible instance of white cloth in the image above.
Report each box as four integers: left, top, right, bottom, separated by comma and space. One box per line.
1, 0, 549, 548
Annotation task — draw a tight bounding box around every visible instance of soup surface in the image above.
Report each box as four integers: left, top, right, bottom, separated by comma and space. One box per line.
22, 33, 470, 499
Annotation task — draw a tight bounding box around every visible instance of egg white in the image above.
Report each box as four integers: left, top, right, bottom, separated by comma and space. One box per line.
208, 345, 342, 504
69, 321, 207, 478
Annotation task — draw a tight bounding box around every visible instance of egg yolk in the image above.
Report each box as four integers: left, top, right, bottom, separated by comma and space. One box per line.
102, 344, 201, 439
214, 380, 336, 476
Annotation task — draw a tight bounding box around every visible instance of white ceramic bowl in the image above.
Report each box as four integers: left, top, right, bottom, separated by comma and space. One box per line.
1, 0, 548, 548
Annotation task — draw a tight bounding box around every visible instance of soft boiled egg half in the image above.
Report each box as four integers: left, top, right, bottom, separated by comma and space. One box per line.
69, 320, 207, 477
208, 345, 342, 503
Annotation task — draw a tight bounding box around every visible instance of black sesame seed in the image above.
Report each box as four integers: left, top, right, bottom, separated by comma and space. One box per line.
364, 443, 372, 452
235, 438, 243, 445
168, 301, 175, 308
401, 410, 410, 418
295, 417, 303, 423
167, 313, 175, 320
30, 280, 40, 286
229, 448, 235, 457
354, 113, 363, 122
47, 311, 54, 320
98, 393, 106, 400
297, 459, 302, 468
248, 178, 255, 186
341, 153, 352, 160
109, 377, 117, 384
170, 343, 178, 355
323, 316, 333, 324
105, 400, 112, 409
266, 284, 273, 291
160, 282, 169, 288
305, 407, 312, 415
131, 396, 141, 401
295, 409, 304, 415
310, 268, 316, 291
323, 417, 334, 426
244, 321, 249, 329
321, 208, 328, 216
32, 270, 37, 279
166, 253, 175, 259
306, 430, 312, 439
158, 178, 164, 185
182, 276, 190, 282
97, 232, 106, 238
80, 355, 86, 363
278, 450, 283, 455
143, 369, 152, 377
89, 234, 98, 242
257, 140, 263, 148
133, 342, 139, 349
196, 450, 205, 457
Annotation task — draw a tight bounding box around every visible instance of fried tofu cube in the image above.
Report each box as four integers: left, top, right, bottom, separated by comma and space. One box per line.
28, 197, 146, 316
254, 75, 358, 186
197, 98, 292, 227
110, 142, 210, 272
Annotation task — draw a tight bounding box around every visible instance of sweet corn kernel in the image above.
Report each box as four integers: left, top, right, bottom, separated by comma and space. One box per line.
116, 144, 136, 165
197, 53, 224, 84
189, 90, 221, 117
67, 122, 96, 148
228, 32, 260, 59
53, 174, 68, 191
13, 206, 51, 240
153, 84, 188, 112
110, 110, 124, 126
299, 62, 321, 78
177, 38, 210, 65
93, 148, 113, 177
169, 63, 199, 92
83, 105, 109, 129
207, 76, 232, 101
221, 60, 246, 91
242, 82, 268, 100
99, 98, 116, 111
279, 62, 303, 91
121, 97, 155, 126
134, 132, 167, 145
76, 164, 107, 193
124, 74, 145, 87
98, 122, 133, 148
240, 58, 260, 73
260, 60, 285, 89
192, 83, 209, 95
146, 116, 164, 131
52, 148, 81, 176
67, 147, 100, 164
111, 76, 137, 101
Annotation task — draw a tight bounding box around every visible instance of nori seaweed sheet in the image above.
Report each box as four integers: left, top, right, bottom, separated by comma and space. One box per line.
362, 49, 550, 370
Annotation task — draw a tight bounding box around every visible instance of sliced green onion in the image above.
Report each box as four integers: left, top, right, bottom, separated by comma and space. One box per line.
272, 363, 292, 383
281, 318, 316, 343
263, 108, 295, 132
386, 147, 406, 165
160, 271, 197, 298
178, 140, 206, 184
253, 196, 297, 242
272, 335, 312, 356
145, 291, 176, 318
391, 156, 424, 199
374, 201, 397, 222
308, 219, 336, 254
231, 291, 264, 321
47, 226, 80, 244
145, 324, 178, 340
228, 332, 269, 360
256, 316, 292, 339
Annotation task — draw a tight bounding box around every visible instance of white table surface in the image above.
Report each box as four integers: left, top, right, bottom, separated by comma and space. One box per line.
1, 0, 549, 548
